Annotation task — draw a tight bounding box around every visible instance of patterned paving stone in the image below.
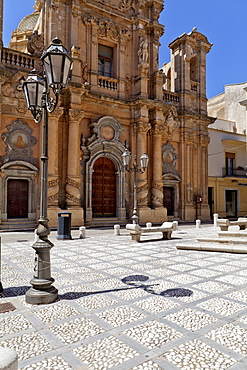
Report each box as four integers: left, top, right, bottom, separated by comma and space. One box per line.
50, 317, 104, 344
225, 289, 247, 303
206, 323, 247, 355
0, 313, 33, 337
124, 320, 182, 349
33, 302, 80, 323
131, 360, 163, 370
96, 305, 146, 327
134, 296, 180, 314
192, 281, 230, 293
162, 339, 236, 369
73, 335, 139, 369
76, 294, 118, 310
111, 287, 149, 301
0, 332, 53, 361
164, 307, 218, 331
216, 275, 247, 286
20, 356, 73, 370
197, 297, 246, 316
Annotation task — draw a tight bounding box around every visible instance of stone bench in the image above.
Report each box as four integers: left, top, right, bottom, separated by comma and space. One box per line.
126, 221, 177, 242
217, 218, 247, 231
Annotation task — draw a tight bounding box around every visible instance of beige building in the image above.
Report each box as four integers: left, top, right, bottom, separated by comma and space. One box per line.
0, 0, 213, 230
208, 83, 247, 219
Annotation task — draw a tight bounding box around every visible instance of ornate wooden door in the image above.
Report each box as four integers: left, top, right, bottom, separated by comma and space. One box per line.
7, 179, 29, 218
92, 157, 116, 217
163, 186, 174, 216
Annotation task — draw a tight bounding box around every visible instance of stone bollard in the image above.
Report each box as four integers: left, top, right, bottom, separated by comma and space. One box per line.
173, 221, 178, 230
114, 225, 120, 236
213, 213, 218, 227
79, 226, 86, 239
196, 219, 201, 228
0, 346, 18, 370
146, 222, 152, 228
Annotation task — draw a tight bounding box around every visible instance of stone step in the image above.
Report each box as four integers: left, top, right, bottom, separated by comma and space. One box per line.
197, 237, 247, 244
218, 231, 247, 238
85, 218, 127, 228
0, 220, 37, 231
176, 242, 247, 254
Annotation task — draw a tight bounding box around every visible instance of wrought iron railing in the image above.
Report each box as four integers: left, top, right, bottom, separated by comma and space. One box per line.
222, 167, 247, 178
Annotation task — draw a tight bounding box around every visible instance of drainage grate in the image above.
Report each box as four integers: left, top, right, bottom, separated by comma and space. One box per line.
0, 302, 16, 313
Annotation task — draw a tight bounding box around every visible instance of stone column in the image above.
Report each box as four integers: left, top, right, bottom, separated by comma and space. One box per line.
134, 120, 151, 209
151, 122, 164, 208
66, 109, 84, 208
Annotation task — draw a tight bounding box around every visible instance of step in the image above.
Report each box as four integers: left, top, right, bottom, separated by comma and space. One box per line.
218, 231, 247, 238
85, 218, 127, 228
176, 242, 247, 254
197, 237, 247, 245
0, 220, 37, 231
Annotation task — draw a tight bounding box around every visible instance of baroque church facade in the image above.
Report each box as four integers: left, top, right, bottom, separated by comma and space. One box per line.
0, 0, 214, 229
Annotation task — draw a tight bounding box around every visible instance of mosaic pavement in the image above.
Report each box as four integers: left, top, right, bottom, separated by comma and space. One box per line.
1, 225, 247, 369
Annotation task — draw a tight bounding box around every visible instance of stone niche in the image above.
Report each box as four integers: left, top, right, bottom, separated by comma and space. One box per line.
1, 118, 37, 165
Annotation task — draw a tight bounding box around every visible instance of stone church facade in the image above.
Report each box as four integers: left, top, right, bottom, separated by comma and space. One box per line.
0, 0, 213, 229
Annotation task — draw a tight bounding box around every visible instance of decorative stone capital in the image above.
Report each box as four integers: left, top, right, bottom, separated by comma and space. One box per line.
152, 123, 165, 135
69, 109, 84, 122
134, 121, 151, 134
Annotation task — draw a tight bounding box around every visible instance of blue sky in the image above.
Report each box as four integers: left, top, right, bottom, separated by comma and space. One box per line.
3, 0, 247, 98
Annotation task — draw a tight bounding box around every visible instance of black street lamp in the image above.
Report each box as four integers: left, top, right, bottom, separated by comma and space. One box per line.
23, 38, 73, 304
122, 150, 149, 225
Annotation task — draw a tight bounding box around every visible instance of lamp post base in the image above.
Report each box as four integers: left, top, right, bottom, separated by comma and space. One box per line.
26, 285, 58, 305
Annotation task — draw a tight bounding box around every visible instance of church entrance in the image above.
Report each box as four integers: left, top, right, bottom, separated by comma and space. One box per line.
163, 186, 174, 216
7, 179, 29, 218
92, 157, 116, 217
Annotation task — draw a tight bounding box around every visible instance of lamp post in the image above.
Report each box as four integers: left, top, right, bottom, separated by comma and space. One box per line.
122, 150, 149, 225
22, 38, 73, 304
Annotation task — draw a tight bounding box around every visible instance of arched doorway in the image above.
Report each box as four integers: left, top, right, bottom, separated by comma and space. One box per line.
92, 157, 116, 217
7, 179, 29, 218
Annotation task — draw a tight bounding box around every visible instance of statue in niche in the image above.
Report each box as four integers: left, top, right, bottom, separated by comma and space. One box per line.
138, 37, 149, 64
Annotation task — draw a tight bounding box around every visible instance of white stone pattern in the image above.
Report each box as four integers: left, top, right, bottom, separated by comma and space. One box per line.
73, 335, 139, 369
0, 313, 33, 337
124, 320, 182, 349
50, 317, 104, 344
20, 356, 72, 370
198, 297, 246, 316
134, 296, 180, 314
97, 305, 146, 327
33, 302, 80, 323
206, 323, 247, 355
76, 294, 118, 310
165, 308, 218, 331
0, 332, 53, 361
163, 339, 236, 369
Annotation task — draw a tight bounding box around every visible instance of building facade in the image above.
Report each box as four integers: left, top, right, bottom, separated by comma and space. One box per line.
208, 83, 247, 219
0, 0, 213, 229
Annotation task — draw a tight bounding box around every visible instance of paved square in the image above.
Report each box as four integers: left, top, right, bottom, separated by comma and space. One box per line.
1, 225, 247, 369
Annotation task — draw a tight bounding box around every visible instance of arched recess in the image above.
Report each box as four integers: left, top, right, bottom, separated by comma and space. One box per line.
92, 157, 116, 217
0, 161, 38, 222
85, 147, 126, 221
163, 173, 181, 219
81, 116, 127, 223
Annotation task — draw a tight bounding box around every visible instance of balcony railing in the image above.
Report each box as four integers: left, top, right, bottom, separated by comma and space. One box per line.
222, 167, 247, 178
98, 75, 118, 91
163, 91, 180, 104
1, 48, 36, 71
